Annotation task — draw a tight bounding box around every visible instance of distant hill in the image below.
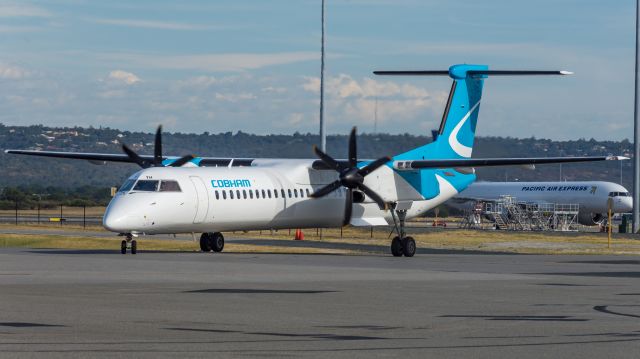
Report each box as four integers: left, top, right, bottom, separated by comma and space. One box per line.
0, 123, 633, 191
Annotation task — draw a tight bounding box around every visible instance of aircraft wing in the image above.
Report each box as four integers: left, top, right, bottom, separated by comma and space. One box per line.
392, 156, 628, 170
3, 149, 254, 167
5, 150, 628, 169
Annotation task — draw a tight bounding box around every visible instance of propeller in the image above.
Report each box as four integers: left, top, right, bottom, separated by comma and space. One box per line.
310, 127, 391, 226
122, 125, 195, 168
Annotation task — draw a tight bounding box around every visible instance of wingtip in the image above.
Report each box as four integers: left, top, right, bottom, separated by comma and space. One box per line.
559, 70, 573, 75
607, 155, 630, 160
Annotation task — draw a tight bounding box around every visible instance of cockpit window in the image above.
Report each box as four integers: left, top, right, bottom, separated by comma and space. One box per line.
133, 180, 159, 192
118, 179, 136, 193
609, 191, 631, 197
159, 180, 181, 192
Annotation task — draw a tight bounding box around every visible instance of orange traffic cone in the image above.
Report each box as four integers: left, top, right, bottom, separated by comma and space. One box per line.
298, 230, 304, 240
294, 229, 300, 240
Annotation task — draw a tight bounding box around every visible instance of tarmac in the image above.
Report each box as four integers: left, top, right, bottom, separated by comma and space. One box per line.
1, 248, 639, 358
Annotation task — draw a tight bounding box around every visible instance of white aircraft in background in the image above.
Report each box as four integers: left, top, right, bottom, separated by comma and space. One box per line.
5, 64, 628, 257
449, 181, 632, 225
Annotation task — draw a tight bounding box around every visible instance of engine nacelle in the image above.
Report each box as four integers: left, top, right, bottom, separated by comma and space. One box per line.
577, 212, 605, 226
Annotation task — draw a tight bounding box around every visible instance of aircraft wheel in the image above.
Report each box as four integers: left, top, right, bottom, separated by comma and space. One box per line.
131, 240, 137, 255
200, 233, 211, 252
391, 236, 403, 257
120, 240, 127, 254
402, 237, 416, 257
211, 232, 224, 252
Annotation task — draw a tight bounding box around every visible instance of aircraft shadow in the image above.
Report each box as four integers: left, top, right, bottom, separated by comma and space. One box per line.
230, 238, 514, 256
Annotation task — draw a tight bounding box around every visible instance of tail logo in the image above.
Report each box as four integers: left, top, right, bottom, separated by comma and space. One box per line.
448, 101, 481, 158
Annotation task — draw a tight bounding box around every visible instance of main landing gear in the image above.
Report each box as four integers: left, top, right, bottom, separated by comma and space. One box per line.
389, 207, 416, 257
121, 233, 137, 254
199, 232, 225, 253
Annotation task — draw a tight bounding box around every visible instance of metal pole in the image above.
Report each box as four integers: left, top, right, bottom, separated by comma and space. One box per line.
319, 0, 326, 152
621, 160, 624, 185
634, 0, 640, 233
374, 96, 378, 134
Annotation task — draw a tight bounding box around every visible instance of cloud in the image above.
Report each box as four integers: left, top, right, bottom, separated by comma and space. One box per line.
0, 63, 31, 79
287, 112, 305, 126
0, 2, 52, 18
303, 75, 429, 99
214, 92, 256, 102
261, 86, 287, 94
0, 25, 40, 32
90, 18, 218, 31
107, 70, 141, 85
101, 52, 321, 72
302, 74, 446, 127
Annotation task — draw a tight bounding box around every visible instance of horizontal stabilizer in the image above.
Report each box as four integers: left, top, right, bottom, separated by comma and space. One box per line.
393, 156, 628, 170
374, 70, 572, 77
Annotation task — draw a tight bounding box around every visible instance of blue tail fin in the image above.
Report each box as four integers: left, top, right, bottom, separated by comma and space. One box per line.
395, 64, 487, 161
372, 64, 570, 199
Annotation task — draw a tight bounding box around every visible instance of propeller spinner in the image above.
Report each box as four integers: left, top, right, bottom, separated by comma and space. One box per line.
310, 127, 391, 226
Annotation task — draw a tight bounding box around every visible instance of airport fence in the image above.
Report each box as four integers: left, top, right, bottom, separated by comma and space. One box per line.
0, 201, 104, 227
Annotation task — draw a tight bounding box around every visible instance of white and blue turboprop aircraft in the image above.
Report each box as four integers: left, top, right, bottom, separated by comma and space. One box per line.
5, 64, 628, 257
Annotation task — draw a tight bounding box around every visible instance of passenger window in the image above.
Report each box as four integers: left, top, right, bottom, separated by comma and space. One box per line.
236, 190, 240, 199
281, 189, 286, 198
222, 191, 227, 200
288, 189, 292, 198
243, 190, 247, 199
306, 188, 311, 197
262, 189, 266, 198
268, 190, 272, 198
249, 190, 254, 199
133, 180, 159, 192
230, 190, 234, 199
294, 189, 298, 198
273, 189, 278, 198
159, 180, 181, 192
256, 190, 260, 199
215, 191, 219, 200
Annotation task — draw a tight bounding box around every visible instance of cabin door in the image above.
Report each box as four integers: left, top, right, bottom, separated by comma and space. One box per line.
189, 176, 209, 224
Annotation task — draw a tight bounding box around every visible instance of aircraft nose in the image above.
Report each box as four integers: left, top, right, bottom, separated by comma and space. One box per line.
615, 197, 633, 213
103, 197, 134, 232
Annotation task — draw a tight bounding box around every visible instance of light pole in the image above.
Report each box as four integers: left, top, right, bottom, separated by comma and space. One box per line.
634, 0, 640, 232
319, 0, 326, 152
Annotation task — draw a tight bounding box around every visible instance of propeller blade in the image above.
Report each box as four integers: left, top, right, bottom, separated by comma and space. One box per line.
348, 127, 357, 167
169, 154, 195, 167
358, 183, 388, 210
358, 156, 391, 177
313, 145, 343, 171
310, 180, 342, 198
122, 144, 148, 168
343, 188, 353, 226
154, 125, 163, 167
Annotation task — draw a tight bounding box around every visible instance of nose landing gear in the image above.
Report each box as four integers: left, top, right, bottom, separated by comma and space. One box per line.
120, 234, 137, 254
199, 232, 225, 253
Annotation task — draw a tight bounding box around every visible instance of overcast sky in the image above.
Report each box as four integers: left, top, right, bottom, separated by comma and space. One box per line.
0, 0, 635, 140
